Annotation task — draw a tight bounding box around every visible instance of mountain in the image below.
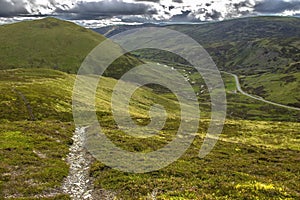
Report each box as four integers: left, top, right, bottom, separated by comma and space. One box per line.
94, 16, 300, 107
167, 16, 300, 73
168, 16, 300, 107
0, 17, 300, 199
95, 16, 300, 73
0, 17, 141, 78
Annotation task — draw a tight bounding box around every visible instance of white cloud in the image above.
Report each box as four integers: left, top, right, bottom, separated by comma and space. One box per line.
0, 0, 299, 27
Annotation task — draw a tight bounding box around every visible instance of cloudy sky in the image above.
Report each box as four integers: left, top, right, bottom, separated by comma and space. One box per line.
0, 0, 299, 27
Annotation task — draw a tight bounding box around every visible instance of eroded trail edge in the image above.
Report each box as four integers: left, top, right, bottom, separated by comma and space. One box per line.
62, 127, 94, 200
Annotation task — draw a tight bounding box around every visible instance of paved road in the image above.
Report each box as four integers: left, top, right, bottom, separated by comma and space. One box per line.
223, 71, 300, 111
103, 26, 117, 37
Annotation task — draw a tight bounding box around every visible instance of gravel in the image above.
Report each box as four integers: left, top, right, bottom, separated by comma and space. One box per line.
62, 127, 94, 200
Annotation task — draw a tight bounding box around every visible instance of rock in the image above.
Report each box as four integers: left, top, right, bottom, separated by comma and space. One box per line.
62, 127, 94, 200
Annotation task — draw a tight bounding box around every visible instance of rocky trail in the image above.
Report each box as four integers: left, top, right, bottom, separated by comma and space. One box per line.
62, 127, 117, 199
62, 127, 94, 200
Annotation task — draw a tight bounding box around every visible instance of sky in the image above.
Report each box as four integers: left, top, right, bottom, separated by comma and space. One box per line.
0, 0, 299, 28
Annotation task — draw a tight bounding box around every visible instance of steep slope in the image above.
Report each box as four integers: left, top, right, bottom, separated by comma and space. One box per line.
0, 17, 141, 77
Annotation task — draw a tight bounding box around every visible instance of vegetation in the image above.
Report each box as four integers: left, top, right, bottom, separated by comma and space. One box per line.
96, 16, 300, 106
0, 17, 141, 78
1, 68, 299, 199
87, 63, 300, 199
0, 69, 73, 199
240, 72, 300, 107
0, 121, 73, 199
165, 17, 300, 107
90, 119, 300, 199
0, 68, 181, 199
0, 17, 299, 199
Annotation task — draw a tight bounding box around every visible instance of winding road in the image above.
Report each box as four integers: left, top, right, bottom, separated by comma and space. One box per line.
222, 71, 300, 111
103, 26, 117, 37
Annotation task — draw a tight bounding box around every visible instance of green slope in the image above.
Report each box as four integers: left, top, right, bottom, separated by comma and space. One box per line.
0, 17, 141, 77
103, 16, 299, 107
0, 68, 180, 198
163, 17, 300, 107
96, 16, 300, 73
1, 17, 300, 199
165, 16, 300, 71
0, 67, 299, 199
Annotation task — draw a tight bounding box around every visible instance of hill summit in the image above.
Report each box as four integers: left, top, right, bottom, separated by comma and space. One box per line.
0, 17, 140, 76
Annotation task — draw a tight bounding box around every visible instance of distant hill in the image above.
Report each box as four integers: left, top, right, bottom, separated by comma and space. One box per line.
169, 16, 300, 107
169, 17, 300, 107
167, 16, 300, 73
95, 16, 300, 74
0, 17, 141, 78
94, 16, 300, 107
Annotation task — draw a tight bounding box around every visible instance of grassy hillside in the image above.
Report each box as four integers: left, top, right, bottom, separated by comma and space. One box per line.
90, 119, 300, 199
0, 17, 141, 77
0, 68, 299, 199
169, 17, 300, 107
162, 17, 300, 107
0, 68, 181, 199
0, 121, 73, 199
167, 17, 300, 107
95, 16, 300, 75
1, 17, 299, 199
240, 71, 300, 107
0, 69, 74, 199
95, 16, 300, 106
163, 62, 300, 122
167, 16, 300, 72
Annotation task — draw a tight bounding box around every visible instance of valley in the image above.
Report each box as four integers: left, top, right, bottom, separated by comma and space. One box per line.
0, 17, 299, 199
96, 16, 300, 108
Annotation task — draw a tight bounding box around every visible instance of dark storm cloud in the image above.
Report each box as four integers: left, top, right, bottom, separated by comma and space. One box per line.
169, 8, 222, 22
0, 0, 28, 17
56, 0, 156, 19
170, 10, 193, 22
254, 0, 300, 13
205, 9, 222, 20
172, 0, 183, 3
1, 0, 300, 26
134, 0, 160, 3
169, 6, 175, 11
232, 0, 252, 9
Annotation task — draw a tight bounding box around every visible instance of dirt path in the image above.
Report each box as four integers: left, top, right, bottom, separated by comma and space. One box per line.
12, 88, 35, 120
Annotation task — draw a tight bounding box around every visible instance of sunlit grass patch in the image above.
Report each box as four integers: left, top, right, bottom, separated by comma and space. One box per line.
0, 121, 74, 199
235, 181, 289, 198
